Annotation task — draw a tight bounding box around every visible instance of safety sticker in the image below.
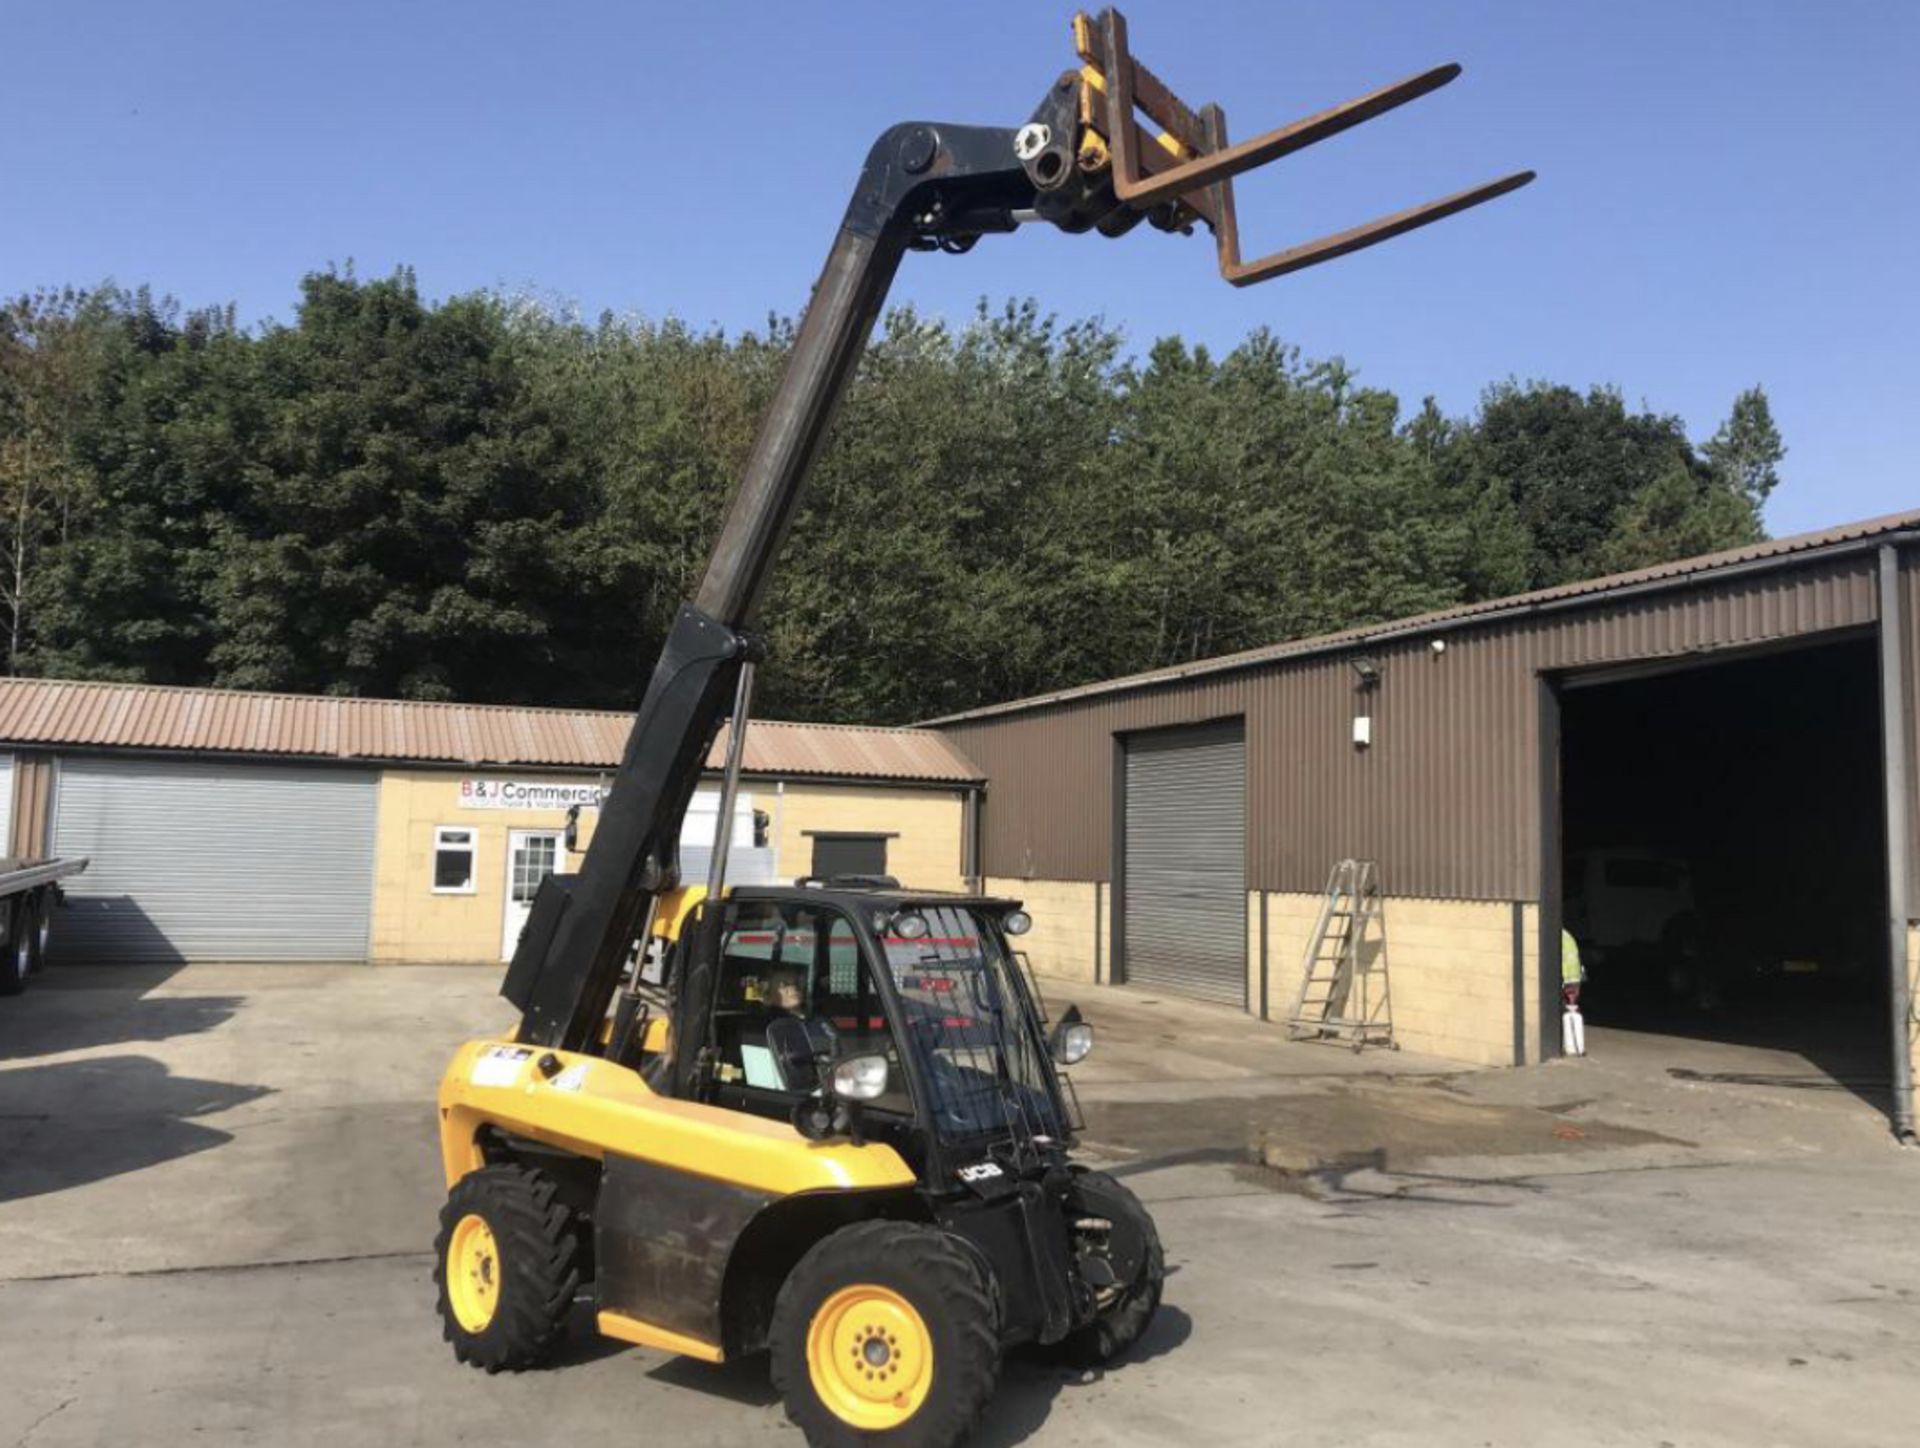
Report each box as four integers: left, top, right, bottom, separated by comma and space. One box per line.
549, 1062, 590, 1093
471, 1045, 533, 1088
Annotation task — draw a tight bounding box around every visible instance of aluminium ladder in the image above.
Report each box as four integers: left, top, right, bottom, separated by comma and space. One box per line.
1286, 859, 1395, 1050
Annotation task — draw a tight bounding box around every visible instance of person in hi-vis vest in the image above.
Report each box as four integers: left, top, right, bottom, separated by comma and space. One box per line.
1560, 927, 1587, 1056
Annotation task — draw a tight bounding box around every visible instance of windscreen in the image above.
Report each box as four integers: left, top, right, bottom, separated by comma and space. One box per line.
881, 906, 1064, 1143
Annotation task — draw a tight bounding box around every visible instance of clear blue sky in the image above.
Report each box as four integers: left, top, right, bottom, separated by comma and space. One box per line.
4, 1, 1915, 537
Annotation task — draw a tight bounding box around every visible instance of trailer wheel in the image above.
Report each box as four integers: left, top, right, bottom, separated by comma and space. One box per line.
433, 1165, 580, 1372
1039, 1170, 1164, 1367
770, 1220, 999, 1447
28, 894, 51, 973
0, 904, 29, 995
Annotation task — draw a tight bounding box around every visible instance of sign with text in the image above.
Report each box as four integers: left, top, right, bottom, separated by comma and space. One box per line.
459, 778, 608, 812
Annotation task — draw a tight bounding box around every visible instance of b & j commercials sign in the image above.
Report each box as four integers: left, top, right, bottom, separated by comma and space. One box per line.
459, 778, 609, 812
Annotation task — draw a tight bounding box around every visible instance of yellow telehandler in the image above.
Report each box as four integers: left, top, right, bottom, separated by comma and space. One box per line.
431, 11, 1529, 1444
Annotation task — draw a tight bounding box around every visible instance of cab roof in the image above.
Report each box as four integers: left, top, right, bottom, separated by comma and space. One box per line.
729, 881, 1023, 914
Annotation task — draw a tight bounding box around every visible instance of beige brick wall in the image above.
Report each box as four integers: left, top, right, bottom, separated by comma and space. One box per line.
371, 770, 589, 965
371, 773, 969, 964
775, 784, 966, 892
982, 878, 1538, 1067
984, 877, 1105, 985
1252, 891, 1539, 1067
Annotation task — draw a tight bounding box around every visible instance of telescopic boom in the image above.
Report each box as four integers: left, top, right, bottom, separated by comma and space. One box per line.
500, 8, 1533, 1051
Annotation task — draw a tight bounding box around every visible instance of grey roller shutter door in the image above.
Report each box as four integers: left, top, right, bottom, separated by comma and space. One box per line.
52, 757, 377, 962
1123, 721, 1246, 1004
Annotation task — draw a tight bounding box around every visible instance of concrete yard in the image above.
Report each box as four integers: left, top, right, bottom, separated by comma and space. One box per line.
2, 964, 1917, 1447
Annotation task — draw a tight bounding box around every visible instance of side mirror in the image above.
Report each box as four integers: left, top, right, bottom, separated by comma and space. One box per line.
766, 1016, 823, 1092
1049, 1004, 1093, 1066
564, 803, 581, 853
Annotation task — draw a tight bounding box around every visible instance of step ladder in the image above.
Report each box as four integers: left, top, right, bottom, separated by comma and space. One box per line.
1286, 859, 1395, 1051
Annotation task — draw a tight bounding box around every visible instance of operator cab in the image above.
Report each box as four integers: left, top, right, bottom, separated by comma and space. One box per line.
665, 882, 1074, 1179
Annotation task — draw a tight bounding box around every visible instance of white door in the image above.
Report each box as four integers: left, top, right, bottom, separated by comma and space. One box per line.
502, 829, 563, 961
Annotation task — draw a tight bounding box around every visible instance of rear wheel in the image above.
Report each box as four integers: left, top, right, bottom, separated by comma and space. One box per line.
433, 1164, 580, 1372
0, 904, 29, 996
770, 1221, 999, 1447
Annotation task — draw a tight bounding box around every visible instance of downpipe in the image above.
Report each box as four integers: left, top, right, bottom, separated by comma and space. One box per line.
1877, 544, 1916, 1143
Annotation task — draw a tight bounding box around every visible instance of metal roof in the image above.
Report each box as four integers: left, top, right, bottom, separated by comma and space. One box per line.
0, 678, 983, 784
924, 508, 1920, 726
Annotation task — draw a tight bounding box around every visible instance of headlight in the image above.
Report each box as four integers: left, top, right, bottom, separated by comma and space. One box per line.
891, 911, 930, 941
829, 1054, 890, 1102
1052, 1020, 1093, 1066
1003, 910, 1032, 936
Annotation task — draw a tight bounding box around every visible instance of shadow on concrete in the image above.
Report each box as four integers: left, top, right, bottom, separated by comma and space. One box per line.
602, 1301, 1195, 1442
0, 1055, 271, 1203
25, 960, 191, 991
48, 897, 191, 967
543, 1301, 647, 1369
1588, 1009, 1893, 1117
645, 1352, 781, 1408
0, 992, 241, 1062
977, 1303, 1195, 1446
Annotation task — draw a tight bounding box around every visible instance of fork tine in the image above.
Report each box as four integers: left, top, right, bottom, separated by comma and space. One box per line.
1112, 63, 1465, 210
1221, 170, 1537, 287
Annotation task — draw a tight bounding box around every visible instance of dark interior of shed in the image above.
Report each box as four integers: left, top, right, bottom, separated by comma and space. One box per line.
1558, 636, 1891, 1094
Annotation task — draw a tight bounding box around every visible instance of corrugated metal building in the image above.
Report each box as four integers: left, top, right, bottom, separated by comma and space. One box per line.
932, 510, 1920, 1127
0, 679, 983, 967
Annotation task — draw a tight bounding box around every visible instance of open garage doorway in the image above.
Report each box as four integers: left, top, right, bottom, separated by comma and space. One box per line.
1557, 635, 1892, 1109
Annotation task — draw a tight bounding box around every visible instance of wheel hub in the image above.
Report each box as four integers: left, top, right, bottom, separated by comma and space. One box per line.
446, 1213, 501, 1333
806, 1285, 933, 1430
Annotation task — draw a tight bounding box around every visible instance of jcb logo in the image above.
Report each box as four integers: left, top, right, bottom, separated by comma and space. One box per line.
957, 1162, 1003, 1183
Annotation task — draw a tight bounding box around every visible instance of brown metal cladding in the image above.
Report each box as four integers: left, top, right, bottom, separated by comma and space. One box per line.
945, 538, 1898, 902
7, 752, 54, 858
0, 678, 982, 785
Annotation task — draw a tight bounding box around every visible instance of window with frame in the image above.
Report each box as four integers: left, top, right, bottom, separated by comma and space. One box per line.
433, 826, 477, 894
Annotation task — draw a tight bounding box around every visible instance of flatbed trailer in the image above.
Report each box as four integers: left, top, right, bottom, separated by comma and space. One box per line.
0, 855, 88, 996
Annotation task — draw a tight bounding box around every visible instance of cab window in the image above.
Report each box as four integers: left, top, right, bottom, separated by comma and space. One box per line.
710, 902, 906, 1114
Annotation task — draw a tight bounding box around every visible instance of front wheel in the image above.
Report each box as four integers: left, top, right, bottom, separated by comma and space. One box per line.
433, 1164, 580, 1372
770, 1221, 1000, 1447
1042, 1169, 1164, 1367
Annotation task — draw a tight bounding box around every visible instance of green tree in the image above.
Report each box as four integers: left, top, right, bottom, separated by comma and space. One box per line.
1702, 385, 1784, 508
1595, 464, 1763, 574
11, 267, 1795, 724
1467, 381, 1701, 589
0, 289, 128, 673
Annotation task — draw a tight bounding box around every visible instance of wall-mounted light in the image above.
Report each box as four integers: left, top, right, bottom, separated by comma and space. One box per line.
1430, 637, 1447, 655
1350, 656, 1378, 750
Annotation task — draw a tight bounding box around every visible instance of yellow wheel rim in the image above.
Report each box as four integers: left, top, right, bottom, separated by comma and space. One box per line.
447, 1213, 501, 1333
806, 1284, 934, 1431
